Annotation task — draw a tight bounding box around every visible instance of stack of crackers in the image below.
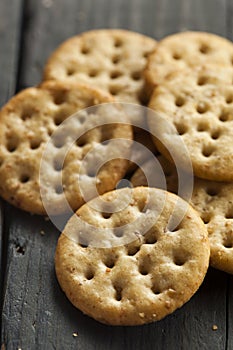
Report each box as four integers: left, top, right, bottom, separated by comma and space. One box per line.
1, 30, 233, 326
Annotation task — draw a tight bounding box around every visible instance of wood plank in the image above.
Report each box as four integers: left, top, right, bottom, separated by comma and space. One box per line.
1, 0, 231, 349
228, 276, 233, 349
0, 0, 24, 336
0, 0, 24, 105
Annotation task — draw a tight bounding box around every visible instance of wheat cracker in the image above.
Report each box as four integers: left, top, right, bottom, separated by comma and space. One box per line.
43, 29, 157, 105
0, 81, 132, 215
55, 187, 210, 325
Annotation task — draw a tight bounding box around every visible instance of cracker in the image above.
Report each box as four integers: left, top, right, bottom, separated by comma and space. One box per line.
55, 187, 210, 325
191, 179, 233, 274
0, 81, 132, 215
148, 65, 233, 182
131, 157, 233, 274
144, 31, 233, 95
43, 29, 157, 105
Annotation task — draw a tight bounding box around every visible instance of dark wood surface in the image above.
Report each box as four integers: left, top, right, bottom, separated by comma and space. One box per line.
0, 0, 233, 349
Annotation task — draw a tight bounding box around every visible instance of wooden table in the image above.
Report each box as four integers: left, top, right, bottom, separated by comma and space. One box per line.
0, 0, 233, 349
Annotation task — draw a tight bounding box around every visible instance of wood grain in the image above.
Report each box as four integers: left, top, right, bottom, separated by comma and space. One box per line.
1, 0, 232, 349
0, 0, 24, 335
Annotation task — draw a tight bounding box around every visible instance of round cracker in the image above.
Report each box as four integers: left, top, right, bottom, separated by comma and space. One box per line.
0, 81, 132, 215
55, 187, 210, 325
130, 157, 233, 274
191, 179, 233, 274
148, 65, 233, 182
43, 29, 157, 105
145, 31, 233, 95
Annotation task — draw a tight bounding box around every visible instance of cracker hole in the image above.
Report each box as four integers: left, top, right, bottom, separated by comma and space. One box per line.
114, 38, 123, 48
202, 145, 215, 157
79, 238, 89, 248
151, 284, 161, 295
223, 238, 233, 249
137, 200, 147, 213
89, 70, 99, 78
197, 102, 209, 114
30, 139, 41, 150
145, 235, 157, 244
175, 96, 185, 107
197, 76, 208, 86
67, 67, 76, 76
199, 43, 210, 54
219, 111, 230, 122
131, 71, 141, 81
85, 269, 94, 280
109, 86, 120, 96
225, 208, 233, 219
20, 174, 30, 183
21, 108, 33, 121
53, 136, 65, 148
87, 169, 96, 178
226, 94, 233, 104
53, 92, 67, 105
139, 263, 149, 275
206, 187, 219, 196
81, 47, 90, 55
102, 212, 112, 219
54, 113, 66, 126
76, 137, 86, 147
104, 256, 116, 269
201, 213, 211, 224
55, 184, 63, 195
114, 228, 124, 238
173, 250, 188, 266
172, 52, 182, 60
176, 123, 187, 135
127, 245, 141, 256
113, 284, 122, 301
54, 158, 63, 171
211, 130, 221, 140
6, 139, 18, 153
110, 71, 122, 79
112, 54, 121, 64
143, 51, 150, 58
197, 122, 208, 132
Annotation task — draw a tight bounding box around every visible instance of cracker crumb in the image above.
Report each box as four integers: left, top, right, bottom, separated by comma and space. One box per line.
40, 230, 45, 236
212, 324, 218, 331
72, 332, 78, 337
44, 216, 50, 221
139, 312, 145, 318
106, 267, 111, 273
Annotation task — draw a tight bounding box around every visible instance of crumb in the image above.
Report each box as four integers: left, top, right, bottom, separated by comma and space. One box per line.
139, 312, 145, 318
212, 324, 218, 331
44, 216, 50, 221
72, 332, 78, 337
40, 230, 45, 236
106, 268, 111, 272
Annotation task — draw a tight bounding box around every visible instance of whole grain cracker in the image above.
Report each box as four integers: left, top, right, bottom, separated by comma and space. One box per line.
43, 29, 157, 105
131, 157, 233, 274
55, 187, 209, 325
148, 65, 233, 182
191, 178, 233, 274
0, 81, 132, 215
144, 31, 233, 95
